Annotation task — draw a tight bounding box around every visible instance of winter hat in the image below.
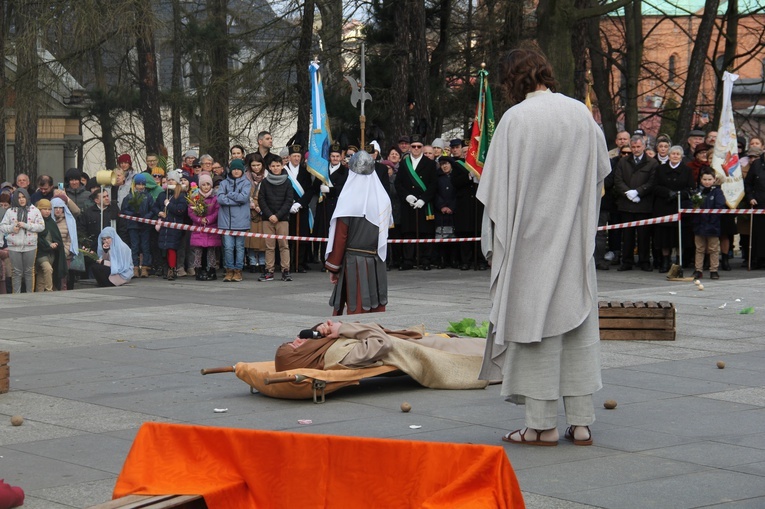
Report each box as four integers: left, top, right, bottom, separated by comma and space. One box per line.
183, 149, 198, 159
180, 171, 192, 181
198, 173, 213, 187
134, 173, 147, 185
166, 169, 182, 183
229, 159, 245, 172
36, 198, 52, 210
65, 168, 82, 182
151, 167, 166, 177
117, 154, 132, 165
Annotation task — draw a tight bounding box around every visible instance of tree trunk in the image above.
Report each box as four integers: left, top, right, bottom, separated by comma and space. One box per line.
135, 0, 164, 155
429, 0, 451, 138
13, 0, 39, 183
587, 15, 617, 146
92, 48, 117, 170
623, 0, 642, 131
675, 0, 720, 145
170, 0, 183, 166
296, 0, 315, 144
315, 0, 343, 86
204, 0, 229, 164
408, 0, 430, 138
0, 0, 6, 182
387, 0, 410, 140
712, 0, 737, 127
537, 0, 576, 97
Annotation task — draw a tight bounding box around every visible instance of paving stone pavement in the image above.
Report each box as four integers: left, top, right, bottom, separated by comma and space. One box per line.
1, 260, 764, 509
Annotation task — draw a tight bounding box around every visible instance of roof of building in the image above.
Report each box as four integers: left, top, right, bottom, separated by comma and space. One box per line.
611, 1, 763, 17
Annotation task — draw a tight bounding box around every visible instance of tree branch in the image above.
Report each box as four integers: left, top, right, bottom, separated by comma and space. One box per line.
575, 0, 632, 21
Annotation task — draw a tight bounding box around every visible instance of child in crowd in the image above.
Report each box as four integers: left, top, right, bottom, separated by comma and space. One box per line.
176, 172, 194, 277
0, 189, 44, 293
217, 159, 252, 282
246, 154, 267, 273
51, 197, 78, 290
188, 173, 221, 281
153, 169, 189, 281
257, 157, 294, 281
693, 167, 726, 280
121, 173, 155, 278
34, 199, 67, 291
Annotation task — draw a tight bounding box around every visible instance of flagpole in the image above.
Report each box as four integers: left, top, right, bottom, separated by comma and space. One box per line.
360, 43, 366, 149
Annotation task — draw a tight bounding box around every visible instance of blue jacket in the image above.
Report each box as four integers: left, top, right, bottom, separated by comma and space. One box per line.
121, 190, 155, 230
217, 174, 252, 230
152, 190, 188, 250
693, 185, 726, 237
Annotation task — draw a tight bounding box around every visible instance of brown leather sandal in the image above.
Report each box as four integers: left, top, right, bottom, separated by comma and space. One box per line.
565, 425, 593, 446
501, 428, 558, 446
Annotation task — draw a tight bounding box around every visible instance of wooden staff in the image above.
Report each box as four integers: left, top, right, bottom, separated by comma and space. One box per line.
748, 209, 753, 271
265, 374, 308, 385
200, 366, 235, 375
294, 211, 301, 272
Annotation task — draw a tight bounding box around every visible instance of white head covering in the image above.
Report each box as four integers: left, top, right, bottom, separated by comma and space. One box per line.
326, 151, 393, 261
51, 197, 78, 257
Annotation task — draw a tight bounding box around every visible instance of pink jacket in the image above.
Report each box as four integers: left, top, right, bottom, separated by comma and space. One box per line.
188, 194, 221, 248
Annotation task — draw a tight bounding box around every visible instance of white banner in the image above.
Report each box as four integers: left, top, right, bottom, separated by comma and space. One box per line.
711, 71, 744, 208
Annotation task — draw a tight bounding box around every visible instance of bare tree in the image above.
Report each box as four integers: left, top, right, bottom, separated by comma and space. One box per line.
13, 0, 42, 182
0, 0, 6, 182
134, 0, 164, 155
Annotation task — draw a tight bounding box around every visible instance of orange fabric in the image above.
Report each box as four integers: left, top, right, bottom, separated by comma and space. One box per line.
114, 422, 525, 509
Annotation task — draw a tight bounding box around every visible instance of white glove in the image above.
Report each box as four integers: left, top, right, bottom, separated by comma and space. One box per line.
625, 190, 638, 200
320, 185, 330, 194
414, 199, 425, 209
406, 195, 417, 205
631, 196, 641, 203
290, 203, 302, 214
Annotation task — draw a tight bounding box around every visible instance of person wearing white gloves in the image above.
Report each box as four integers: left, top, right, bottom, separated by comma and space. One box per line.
613, 134, 658, 271
284, 143, 320, 273
394, 134, 438, 270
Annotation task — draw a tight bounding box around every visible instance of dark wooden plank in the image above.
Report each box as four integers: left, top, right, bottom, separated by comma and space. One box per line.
599, 308, 674, 319
0, 351, 8, 365
646, 301, 658, 307
0, 377, 8, 394
658, 301, 672, 308
600, 329, 676, 340
0, 365, 8, 379
599, 318, 675, 330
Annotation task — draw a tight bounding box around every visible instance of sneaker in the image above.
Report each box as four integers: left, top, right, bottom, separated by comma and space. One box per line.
281, 270, 293, 281
710, 271, 720, 279
258, 272, 274, 282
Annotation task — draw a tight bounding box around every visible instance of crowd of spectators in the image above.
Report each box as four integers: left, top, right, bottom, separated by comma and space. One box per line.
1, 127, 763, 294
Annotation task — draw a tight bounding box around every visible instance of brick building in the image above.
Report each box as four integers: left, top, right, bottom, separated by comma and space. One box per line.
598, 0, 764, 142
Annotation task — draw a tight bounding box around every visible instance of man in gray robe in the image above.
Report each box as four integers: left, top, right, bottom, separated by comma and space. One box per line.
477, 48, 611, 446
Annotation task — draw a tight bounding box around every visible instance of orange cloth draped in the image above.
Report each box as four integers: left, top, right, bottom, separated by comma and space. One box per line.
114, 422, 525, 509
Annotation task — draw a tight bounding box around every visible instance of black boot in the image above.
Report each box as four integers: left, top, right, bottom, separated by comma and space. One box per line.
196, 268, 208, 281
721, 253, 731, 271
659, 256, 671, 273
207, 267, 217, 280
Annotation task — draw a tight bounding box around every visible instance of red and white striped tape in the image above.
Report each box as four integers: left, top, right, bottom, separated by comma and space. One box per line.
597, 214, 679, 231
118, 214, 480, 244
678, 208, 765, 215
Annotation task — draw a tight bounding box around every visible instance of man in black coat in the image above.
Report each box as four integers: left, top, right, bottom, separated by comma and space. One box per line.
614, 135, 658, 271
78, 188, 121, 251
285, 144, 320, 272
394, 134, 438, 270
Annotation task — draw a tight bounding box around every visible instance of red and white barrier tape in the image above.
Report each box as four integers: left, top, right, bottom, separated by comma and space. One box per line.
118, 214, 480, 244
597, 214, 679, 231
678, 208, 765, 215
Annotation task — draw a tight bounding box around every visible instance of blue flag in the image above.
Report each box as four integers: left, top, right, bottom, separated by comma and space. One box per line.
307, 61, 331, 187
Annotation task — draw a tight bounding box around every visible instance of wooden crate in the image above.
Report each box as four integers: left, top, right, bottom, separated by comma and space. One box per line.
0, 351, 8, 394
598, 301, 676, 340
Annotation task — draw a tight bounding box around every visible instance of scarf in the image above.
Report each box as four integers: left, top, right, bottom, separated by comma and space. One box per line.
274, 338, 335, 371
97, 226, 134, 281
12, 188, 31, 224
266, 171, 288, 185
51, 197, 78, 256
